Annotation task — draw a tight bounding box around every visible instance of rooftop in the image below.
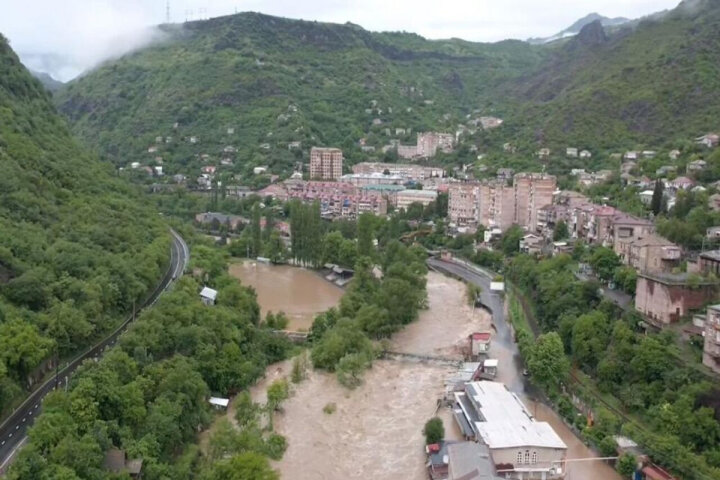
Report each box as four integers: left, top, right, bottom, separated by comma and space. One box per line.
398, 189, 438, 198
200, 287, 218, 300
447, 442, 502, 480
465, 381, 566, 450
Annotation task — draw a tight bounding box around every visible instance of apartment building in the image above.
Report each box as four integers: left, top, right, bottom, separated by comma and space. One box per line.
514, 173, 556, 232
635, 272, 719, 326
703, 305, 720, 374
627, 234, 681, 273
397, 132, 455, 159
447, 174, 557, 232
351, 162, 445, 181
448, 183, 481, 226
309, 147, 343, 180
395, 189, 438, 210
340, 173, 404, 186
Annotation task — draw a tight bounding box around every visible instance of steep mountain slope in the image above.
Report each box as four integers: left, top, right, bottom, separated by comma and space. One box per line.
527, 12, 631, 44
508, 0, 720, 149
55, 13, 545, 176
28, 69, 64, 92
54, 0, 720, 176
0, 34, 167, 412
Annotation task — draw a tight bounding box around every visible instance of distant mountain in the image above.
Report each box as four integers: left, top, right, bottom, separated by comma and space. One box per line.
29, 69, 64, 92
527, 13, 631, 44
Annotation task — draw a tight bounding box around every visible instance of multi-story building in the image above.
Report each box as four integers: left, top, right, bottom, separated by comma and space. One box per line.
453, 381, 567, 479
635, 272, 719, 326
447, 174, 557, 232
611, 213, 656, 260
397, 132, 454, 159
395, 189, 438, 210
351, 162, 445, 182
703, 305, 720, 374
513, 173, 556, 232
627, 234, 682, 273
309, 147, 343, 180
340, 173, 404, 186
448, 183, 481, 226
479, 180, 516, 231
417, 132, 455, 157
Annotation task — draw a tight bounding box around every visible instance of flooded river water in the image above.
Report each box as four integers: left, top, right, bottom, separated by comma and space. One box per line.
229, 261, 343, 331
228, 266, 619, 480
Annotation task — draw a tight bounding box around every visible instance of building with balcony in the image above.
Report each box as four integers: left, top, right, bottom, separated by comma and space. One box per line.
453, 381, 567, 479
309, 147, 343, 180
703, 304, 720, 374
448, 183, 481, 226
395, 189, 438, 210
626, 234, 681, 273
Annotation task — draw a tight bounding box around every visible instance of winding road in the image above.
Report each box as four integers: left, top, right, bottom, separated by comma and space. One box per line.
426, 257, 527, 394
0, 229, 189, 472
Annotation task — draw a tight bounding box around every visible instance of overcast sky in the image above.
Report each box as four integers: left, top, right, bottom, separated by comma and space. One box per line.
1, 0, 680, 81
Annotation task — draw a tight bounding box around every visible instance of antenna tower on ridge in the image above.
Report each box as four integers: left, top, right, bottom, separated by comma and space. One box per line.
165, 0, 171, 23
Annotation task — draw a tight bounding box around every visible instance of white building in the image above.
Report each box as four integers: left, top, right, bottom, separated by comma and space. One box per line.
200, 287, 218, 306
453, 381, 567, 479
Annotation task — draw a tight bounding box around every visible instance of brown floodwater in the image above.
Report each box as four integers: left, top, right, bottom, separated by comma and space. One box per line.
229, 261, 343, 331
221, 269, 619, 480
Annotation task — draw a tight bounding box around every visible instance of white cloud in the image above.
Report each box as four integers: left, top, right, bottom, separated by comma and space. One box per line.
0, 0, 681, 81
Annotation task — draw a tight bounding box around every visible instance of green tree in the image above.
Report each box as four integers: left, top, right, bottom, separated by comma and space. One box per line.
571, 311, 610, 371
423, 417, 444, 445
264, 231, 286, 264
500, 225, 524, 256
553, 220, 569, 241
357, 213, 375, 257
589, 247, 620, 282
205, 452, 279, 480
336, 352, 372, 389
617, 453, 637, 477
651, 179, 665, 216
266, 378, 289, 411
251, 204, 262, 257
527, 332, 570, 392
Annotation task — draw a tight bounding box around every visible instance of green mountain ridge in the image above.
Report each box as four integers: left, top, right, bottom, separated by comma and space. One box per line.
53, 1, 720, 180
0, 34, 167, 411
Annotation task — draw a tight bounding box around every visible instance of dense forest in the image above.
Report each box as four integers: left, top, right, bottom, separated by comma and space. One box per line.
53, 0, 720, 183
8, 242, 292, 479
0, 35, 168, 416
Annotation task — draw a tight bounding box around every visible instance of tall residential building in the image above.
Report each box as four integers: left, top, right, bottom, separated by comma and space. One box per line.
447, 174, 557, 232
310, 147, 343, 180
513, 173, 557, 232
448, 183, 481, 226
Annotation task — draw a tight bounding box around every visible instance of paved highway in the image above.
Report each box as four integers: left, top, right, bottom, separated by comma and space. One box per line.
0, 229, 189, 472
427, 257, 526, 394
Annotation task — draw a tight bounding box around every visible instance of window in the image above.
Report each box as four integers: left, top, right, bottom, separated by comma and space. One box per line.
517, 451, 523, 465
525, 450, 530, 464
532, 451, 538, 464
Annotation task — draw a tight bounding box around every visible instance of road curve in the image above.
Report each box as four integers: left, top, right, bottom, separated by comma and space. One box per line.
426, 257, 526, 394
0, 229, 189, 472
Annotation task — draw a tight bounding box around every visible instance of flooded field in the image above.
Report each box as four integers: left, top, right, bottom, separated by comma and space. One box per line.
229, 261, 343, 331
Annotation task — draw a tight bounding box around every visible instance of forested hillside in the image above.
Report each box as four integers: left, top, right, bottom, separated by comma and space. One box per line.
0, 34, 167, 414
54, 12, 545, 178
54, 0, 720, 179
507, 0, 720, 148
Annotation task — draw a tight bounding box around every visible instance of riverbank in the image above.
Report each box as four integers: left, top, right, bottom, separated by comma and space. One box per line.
254, 272, 489, 479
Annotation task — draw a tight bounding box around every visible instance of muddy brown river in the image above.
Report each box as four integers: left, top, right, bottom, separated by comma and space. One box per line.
227, 266, 619, 480
229, 261, 343, 331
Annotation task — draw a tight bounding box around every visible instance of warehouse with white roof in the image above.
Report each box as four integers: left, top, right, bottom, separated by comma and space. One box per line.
453, 381, 567, 479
